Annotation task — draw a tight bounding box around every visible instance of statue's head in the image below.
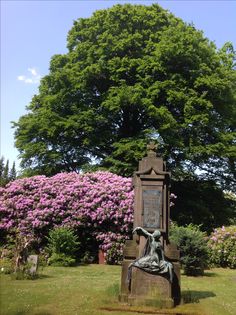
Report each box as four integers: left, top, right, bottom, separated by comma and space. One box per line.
152, 229, 161, 239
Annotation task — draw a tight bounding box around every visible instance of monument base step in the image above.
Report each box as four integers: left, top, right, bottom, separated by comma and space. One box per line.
119, 293, 174, 308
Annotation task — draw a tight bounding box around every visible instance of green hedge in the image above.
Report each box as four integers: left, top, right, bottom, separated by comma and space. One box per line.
169, 223, 209, 276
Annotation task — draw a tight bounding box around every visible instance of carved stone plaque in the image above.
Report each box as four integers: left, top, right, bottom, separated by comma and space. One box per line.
142, 189, 162, 228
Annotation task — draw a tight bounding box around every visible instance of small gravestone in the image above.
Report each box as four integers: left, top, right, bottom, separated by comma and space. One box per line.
27, 255, 38, 276
119, 143, 181, 308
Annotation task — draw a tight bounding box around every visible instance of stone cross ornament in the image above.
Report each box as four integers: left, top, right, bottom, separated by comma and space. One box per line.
147, 141, 158, 157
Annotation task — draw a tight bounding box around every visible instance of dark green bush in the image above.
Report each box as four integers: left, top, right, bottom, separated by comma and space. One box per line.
169, 223, 209, 276
46, 227, 80, 266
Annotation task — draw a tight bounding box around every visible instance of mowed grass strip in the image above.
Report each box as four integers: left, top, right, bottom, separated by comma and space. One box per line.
0, 265, 235, 315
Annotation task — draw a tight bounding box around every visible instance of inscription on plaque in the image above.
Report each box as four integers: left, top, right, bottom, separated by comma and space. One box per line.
142, 189, 162, 228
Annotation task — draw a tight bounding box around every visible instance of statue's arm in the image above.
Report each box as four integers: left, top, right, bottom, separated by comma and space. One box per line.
133, 227, 152, 238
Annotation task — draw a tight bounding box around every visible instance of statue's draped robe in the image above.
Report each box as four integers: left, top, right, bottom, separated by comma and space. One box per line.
127, 235, 173, 283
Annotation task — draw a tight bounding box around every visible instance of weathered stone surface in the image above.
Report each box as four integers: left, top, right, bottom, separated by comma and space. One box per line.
119, 144, 181, 308
133, 151, 170, 236
27, 255, 38, 275
164, 243, 180, 261
127, 268, 174, 308
123, 240, 138, 259
120, 260, 133, 295
131, 268, 172, 297
143, 189, 162, 229
171, 262, 181, 305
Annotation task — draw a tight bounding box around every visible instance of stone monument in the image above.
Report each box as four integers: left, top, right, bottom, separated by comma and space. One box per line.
119, 142, 181, 308
27, 255, 38, 276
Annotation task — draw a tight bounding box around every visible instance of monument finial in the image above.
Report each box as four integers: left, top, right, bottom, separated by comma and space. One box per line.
147, 141, 157, 157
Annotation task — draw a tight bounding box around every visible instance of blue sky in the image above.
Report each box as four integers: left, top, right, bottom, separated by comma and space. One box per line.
1, 0, 236, 172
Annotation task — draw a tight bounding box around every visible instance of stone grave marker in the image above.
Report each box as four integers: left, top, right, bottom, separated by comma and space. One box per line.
27, 255, 38, 276
119, 143, 181, 307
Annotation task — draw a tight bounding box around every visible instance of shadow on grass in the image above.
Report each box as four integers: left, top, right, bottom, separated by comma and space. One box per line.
182, 290, 216, 304
37, 274, 54, 279
203, 271, 219, 277
13, 312, 52, 315
12, 273, 54, 280
78, 262, 93, 266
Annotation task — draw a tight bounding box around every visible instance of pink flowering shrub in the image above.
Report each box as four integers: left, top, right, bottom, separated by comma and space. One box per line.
96, 231, 129, 264
0, 171, 134, 264
207, 225, 236, 269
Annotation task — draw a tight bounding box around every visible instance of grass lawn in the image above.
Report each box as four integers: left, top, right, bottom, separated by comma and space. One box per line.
0, 265, 235, 315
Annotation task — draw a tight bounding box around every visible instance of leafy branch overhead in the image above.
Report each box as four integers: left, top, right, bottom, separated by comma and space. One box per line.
13, 4, 236, 188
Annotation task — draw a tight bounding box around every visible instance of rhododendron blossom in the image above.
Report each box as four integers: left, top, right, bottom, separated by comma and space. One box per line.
208, 225, 236, 268
0, 171, 177, 264
0, 172, 134, 262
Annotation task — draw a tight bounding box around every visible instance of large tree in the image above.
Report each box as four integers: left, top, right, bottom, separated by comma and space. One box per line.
14, 4, 236, 188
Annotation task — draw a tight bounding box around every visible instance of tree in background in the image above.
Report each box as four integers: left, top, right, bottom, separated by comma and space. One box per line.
13, 4, 235, 190
0, 158, 5, 183
0, 157, 16, 187
171, 180, 236, 233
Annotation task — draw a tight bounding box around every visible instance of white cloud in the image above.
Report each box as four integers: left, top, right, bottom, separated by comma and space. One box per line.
17, 67, 41, 84
17, 75, 26, 81
28, 67, 37, 76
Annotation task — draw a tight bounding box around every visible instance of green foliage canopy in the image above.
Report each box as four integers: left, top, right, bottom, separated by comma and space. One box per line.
13, 4, 236, 188
171, 180, 236, 233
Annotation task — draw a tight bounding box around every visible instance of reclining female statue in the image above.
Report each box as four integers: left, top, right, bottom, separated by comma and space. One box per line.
127, 227, 173, 284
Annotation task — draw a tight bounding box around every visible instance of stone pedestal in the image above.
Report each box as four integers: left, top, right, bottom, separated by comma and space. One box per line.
119, 239, 181, 307
119, 240, 138, 302
164, 242, 181, 305
129, 268, 173, 308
